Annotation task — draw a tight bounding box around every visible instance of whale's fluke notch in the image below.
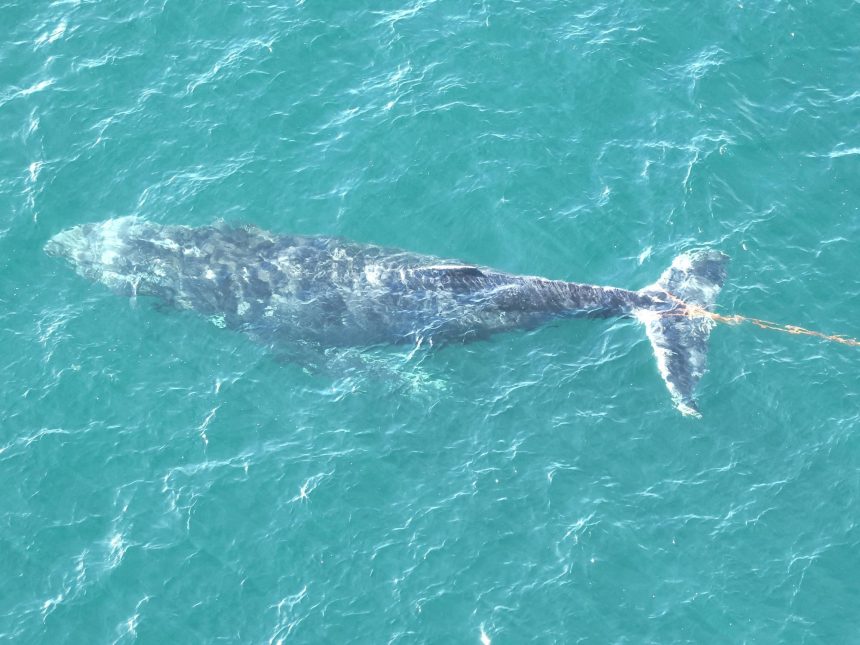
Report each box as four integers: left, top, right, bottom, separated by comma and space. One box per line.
638, 250, 729, 417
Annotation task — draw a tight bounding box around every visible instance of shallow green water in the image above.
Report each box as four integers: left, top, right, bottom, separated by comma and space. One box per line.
2, 1, 860, 642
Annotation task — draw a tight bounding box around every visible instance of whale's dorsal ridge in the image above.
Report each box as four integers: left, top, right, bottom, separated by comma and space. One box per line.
414, 264, 486, 278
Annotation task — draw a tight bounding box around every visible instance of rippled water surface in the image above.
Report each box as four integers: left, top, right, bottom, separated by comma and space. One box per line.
2, 1, 860, 642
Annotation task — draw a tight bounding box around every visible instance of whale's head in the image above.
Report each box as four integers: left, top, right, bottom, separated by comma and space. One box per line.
45, 217, 172, 296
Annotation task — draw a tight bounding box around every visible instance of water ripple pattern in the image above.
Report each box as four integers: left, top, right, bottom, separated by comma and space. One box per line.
1, 0, 859, 642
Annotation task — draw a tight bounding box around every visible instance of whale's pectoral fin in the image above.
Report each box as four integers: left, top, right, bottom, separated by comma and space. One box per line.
638, 250, 729, 417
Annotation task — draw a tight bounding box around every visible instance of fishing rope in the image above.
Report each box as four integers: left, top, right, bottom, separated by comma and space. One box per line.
663, 294, 860, 348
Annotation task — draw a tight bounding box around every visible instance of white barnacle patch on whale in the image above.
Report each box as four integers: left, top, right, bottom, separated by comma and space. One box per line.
100, 250, 119, 266
100, 270, 132, 291
204, 268, 216, 280
364, 264, 383, 285
150, 259, 167, 278
237, 301, 250, 316
152, 238, 180, 253
99, 216, 138, 247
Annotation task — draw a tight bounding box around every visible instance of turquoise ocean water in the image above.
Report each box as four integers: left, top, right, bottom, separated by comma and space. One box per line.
2, 1, 860, 642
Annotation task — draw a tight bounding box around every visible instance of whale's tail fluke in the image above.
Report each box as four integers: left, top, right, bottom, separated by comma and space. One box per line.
637, 250, 729, 417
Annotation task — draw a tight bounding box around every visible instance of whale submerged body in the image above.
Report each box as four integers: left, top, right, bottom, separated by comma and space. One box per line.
45, 218, 728, 415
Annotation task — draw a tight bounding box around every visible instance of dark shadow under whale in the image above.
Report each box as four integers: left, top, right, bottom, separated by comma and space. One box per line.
45, 217, 728, 415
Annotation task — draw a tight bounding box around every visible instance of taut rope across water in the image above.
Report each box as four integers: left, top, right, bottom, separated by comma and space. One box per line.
667, 294, 860, 348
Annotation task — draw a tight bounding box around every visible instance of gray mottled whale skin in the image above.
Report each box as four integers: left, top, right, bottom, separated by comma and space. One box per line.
45, 217, 728, 415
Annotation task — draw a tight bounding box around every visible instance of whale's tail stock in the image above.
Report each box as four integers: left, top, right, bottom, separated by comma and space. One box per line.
637, 250, 729, 417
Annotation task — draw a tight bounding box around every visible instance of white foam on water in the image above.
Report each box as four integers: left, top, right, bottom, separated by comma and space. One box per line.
35, 20, 67, 46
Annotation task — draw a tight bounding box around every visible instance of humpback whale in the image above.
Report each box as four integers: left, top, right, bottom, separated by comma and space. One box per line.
45, 218, 728, 415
